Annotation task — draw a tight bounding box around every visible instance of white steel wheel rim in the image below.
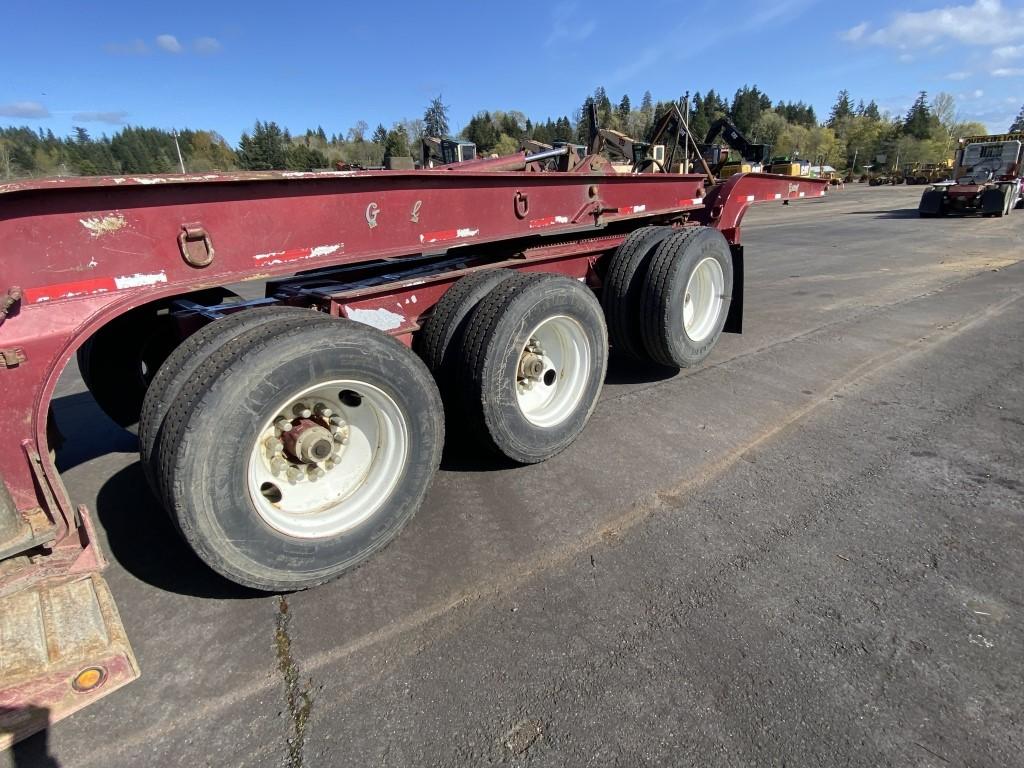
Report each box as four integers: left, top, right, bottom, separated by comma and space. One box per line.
247, 380, 408, 539
683, 257, 725, 343
515, 315, 591, 428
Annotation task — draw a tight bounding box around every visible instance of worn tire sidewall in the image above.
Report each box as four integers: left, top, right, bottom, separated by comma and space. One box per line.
480, 279, 607, 463
173, 326, 443, 590
140, 306, 322, 492
661, 230, 734, 366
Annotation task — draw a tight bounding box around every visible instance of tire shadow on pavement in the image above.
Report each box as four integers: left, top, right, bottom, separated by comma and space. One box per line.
604, 350, 680, 385
843, 208, 923, 219
94, 462, 264, 600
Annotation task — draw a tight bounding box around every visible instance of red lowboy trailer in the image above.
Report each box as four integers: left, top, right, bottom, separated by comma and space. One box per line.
0, 153, 826, 746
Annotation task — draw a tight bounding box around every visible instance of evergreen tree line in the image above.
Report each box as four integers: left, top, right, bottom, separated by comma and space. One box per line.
0, 88, 1013, 180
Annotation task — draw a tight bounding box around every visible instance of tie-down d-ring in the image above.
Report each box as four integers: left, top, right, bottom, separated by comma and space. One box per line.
514, 191, 529, 219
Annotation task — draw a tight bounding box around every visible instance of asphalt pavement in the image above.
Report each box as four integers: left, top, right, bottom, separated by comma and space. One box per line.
6, 183, 1023, 768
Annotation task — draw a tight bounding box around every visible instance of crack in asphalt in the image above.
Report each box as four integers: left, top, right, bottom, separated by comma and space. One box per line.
275, 596, 314, 768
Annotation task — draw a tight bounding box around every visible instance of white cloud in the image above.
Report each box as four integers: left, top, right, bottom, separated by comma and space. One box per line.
608, 46, 662, 84
843, 0, 1024, 49
194, 37, 221, 54
545, 3, 597, 47
156, 34, 182, 53
992, 67, 1024, 76
0, 101, 50, 118
842, 22, 868, 42
946, 71, 971, 80
993, 45, 1023, 58
72, 110, 129, 125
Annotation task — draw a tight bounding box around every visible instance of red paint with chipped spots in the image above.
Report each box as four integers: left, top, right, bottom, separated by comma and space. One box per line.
0, 164, 825, 738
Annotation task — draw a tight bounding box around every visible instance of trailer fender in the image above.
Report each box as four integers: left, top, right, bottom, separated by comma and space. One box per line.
981, 187, 1007, 217
918, 189, 946, 217
696, 173, 829, 243
723, 244, 744, 334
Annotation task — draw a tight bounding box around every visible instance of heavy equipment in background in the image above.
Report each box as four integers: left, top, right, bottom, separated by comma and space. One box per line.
582, 102, 667, 174
869, 168, 900, 186
420, 136, 477, 167
0, 138, 827, 748
919, 133, 1024, 217
697, 117, 772, 178
903, 162, 952, 186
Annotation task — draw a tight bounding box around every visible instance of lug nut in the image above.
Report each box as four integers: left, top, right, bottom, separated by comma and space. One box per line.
324, 459, 336, 470
314, 403, 333, 418
275, 418, 293, 433
270, 457, 288, 474
292, 403, 312, 418
308, 466, 325, 480
329, 415, 344, 426
285, 466, 302, 482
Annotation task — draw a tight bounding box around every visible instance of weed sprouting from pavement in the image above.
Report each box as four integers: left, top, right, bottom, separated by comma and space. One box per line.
275, 596, 314, 768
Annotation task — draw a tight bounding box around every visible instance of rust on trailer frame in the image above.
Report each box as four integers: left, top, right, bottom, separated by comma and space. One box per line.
0, 166, 826, 742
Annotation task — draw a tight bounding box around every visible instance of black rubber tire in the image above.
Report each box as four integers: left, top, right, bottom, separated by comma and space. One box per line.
640, 227, 733, 368
158, 318, 444, 591
457, 272, 608, 464
139, 305, 326, 494
600, 226, 674, 360
77, 309, 178, 432
981, 187, 1006, 217
77, 288, 235, 432
415, 268, 516, 397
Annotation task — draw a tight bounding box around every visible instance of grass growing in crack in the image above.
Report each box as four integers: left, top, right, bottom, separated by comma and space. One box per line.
275, 596, 314, 768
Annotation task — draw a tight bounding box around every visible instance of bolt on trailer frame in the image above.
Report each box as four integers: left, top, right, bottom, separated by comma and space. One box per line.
0, 156, 827, 745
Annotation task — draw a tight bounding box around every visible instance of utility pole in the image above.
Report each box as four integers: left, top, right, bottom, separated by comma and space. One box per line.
682, 91, 690, 173
171, 129, 186, 174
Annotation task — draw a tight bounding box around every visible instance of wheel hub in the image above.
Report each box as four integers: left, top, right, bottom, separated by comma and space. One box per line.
518, 343, 548, 385
264, 401, 350, 483
283, 419, 335, 464
514, 317, 589, 427
248, 385, 409, 539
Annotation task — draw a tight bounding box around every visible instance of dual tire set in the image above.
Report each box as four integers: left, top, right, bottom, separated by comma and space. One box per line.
109, 226, 734, 590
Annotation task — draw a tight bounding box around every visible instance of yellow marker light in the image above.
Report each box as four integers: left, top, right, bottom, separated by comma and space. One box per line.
71, 666, 106, 692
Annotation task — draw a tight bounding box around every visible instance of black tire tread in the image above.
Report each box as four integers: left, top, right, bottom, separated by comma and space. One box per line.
162, 318, 443, 590
639, 227, 709, 367
416, 269, 516, 377
601, 226, 673, 359
139, 305, 324, 491
458, 273, 544, 453
155, 314, 334, 513
458, 272, 607, 463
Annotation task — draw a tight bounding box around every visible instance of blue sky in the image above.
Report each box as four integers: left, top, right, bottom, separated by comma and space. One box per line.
2, 0, 1021, 143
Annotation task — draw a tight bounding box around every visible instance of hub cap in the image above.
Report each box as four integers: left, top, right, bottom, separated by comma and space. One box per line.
515, 315, 590, 428
683, 257, 725, 343
247, 380, 408, 538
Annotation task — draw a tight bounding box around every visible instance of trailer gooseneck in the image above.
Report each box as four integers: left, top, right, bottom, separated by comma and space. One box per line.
0, 154, 826, 746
